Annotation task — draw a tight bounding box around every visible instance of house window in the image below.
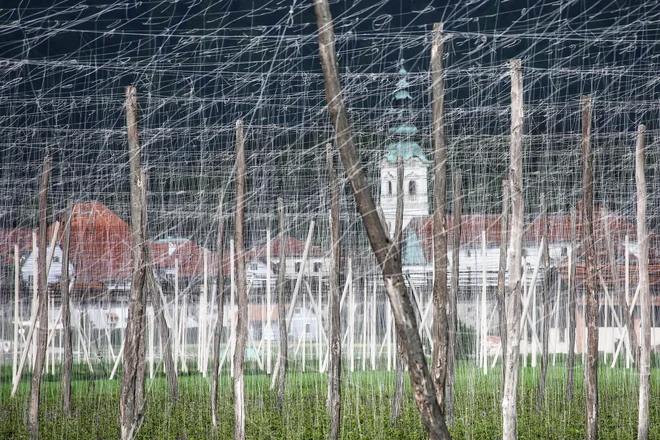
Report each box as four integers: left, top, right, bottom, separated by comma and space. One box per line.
294, 307, 301, 315
306, 324, 311, 334
53, 255, 60, 263
295, 262, 302, 273
387, 181, 392, 195
249, 263, 258, 271
409, 180, 417, 195
313, 262, 322, 272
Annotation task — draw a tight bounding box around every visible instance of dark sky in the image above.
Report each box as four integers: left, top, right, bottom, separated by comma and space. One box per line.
0, 0, 658, 234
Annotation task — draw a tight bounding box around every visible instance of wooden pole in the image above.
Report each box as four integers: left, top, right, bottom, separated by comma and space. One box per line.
349, 267, 354, 372
270, 220, 316, 388
174, 258, 179, 369
536, 195, 550, 411
371, 276, 376, 371
566, 209, 577, 400
230, 239, 235, 377
26, 155, 51, 438
625, 234, 631, 368
497, 179, 509, 385
313, 3, 450, 437
13, 244, 19, 384
327, 142, 342, 439
635, 124, 650, 440
392, 156, 406, 423
502, 59, 524, 440
211, 192, 225, 430
445, 169, 461, 424
362, 278, 367, 371
274, 199, 287, 409
148, 306, 154, 379
233, 119, 248, 440
581, 95, 598, 440
266, 228, 272, 375
481, 229, 488, 375
120, 86, 148, 440
431, 21, 449, 412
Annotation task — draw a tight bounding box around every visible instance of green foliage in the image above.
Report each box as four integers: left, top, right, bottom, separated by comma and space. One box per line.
0, 363, 658, 439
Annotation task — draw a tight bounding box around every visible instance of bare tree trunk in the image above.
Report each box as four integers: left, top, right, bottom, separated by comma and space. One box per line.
536, 196, 550, 411
313, 3, 451, 438
445, 169, 461, 425
430, 22, 449, 414
120, 86, 149, 440
326, 144, 342, 440
635, 124, 650, 440
276, 198, 287, 411
566, 209, 577, 401
61, 202, 74, 418
233, 119, 248, 440
26, 155, 52, 438
212, 193, 225, 430
391, 157, 406, 424
602, 208, 639, 367
502, 59, 524, 440
497, 180, 510, 388
581, 95, 598, 440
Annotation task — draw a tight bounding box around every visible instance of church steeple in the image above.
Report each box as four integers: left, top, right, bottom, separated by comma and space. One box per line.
379, 61, 430, 238
384, 61, 429, 165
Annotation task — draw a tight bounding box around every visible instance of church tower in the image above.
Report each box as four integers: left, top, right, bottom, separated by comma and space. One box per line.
379, 62, 430, 238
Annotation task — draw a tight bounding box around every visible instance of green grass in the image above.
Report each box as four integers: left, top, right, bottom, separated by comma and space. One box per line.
1, 362, 659, 439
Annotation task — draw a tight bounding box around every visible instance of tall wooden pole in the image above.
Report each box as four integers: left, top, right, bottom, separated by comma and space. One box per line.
392, 156, 406, 423
497, 179, 510, 386
26, 155, 52, 438
12, 244, 19, 383
536, 195, 550, 411
275, 198, 287, 410
431, 21, 449, 412
61, 202, 74, 418
445, 169, 461, 424
635, 124, 650, 440
233, 119, 248, 440
120, 86, 148, 440
566, 209, 577, 400
326, 143, 342, 440
502, 59, 524, 440
212, 192, 225, 430
313, 2, 450, 438
581, 95, 598, 440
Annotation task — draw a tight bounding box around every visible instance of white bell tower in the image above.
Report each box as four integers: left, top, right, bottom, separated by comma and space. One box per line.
379, 62, 430, 238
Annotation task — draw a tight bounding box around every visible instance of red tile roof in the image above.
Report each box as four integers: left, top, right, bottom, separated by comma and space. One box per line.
406, 206, 638, 264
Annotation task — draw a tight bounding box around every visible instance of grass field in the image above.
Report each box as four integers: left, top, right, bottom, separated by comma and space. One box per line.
1, 362, 659, 439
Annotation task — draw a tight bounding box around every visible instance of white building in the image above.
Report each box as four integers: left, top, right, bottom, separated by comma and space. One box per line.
379, 63, 430, 237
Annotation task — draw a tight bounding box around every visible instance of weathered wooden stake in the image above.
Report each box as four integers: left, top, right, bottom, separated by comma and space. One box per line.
233, 119, 248, 440
392, 156, 405, 423
431, 21, 449, 413
313, 2, 451, 437
13, 244, 19, 384
635, 124, 650, 440
566, 209, 577, 400
275, 198, 287, 410
445, 169, 461, 424
212, 192, 225, 430
120, 86, 148, 440
61, 203, 74, 418
497, 179, 509, 386
26, 155, 52, 438
327, 142, 342, 440
581, 95, 598, 440
536, 195, 550, 411
502, 59, 524, 440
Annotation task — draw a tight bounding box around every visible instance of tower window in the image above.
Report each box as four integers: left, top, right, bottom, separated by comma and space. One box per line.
387, 181, 392, 195
409, 180, 417, 195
